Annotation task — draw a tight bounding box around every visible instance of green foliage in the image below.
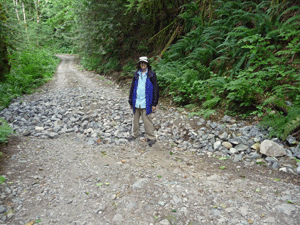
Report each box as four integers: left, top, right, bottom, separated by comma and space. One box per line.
0, 47, 60, 108
155, 0, 299, 125
0, 118, 11, 143
2, 0, 298, 140
260, 106, 300, 140
0, 2, 13, 79
0, 176, 6, 184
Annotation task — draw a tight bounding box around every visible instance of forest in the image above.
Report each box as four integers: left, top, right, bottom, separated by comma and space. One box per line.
0, 0, 299, 144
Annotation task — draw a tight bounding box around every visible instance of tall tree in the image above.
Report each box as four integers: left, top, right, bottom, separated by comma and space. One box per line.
21, 1, 29, 41
0, 2, 11, 80
13, 0, 21, 22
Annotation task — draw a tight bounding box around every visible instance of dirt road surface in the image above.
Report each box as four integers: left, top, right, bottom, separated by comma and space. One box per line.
0, 55, 299, 225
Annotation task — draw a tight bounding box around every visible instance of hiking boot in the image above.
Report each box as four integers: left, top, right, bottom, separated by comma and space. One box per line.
148, 139, 156, 147
127, 135, 137, 141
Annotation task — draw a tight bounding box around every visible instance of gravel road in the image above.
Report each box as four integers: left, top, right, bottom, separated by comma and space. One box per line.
0, 55, 300, 225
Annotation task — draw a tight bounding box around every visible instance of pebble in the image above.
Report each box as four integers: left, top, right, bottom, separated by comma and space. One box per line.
0, 206, 6, 214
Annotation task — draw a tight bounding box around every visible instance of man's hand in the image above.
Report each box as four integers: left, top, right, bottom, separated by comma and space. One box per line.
152, 106, 157, 113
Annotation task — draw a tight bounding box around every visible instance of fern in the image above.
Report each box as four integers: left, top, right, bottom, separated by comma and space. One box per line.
200, 109, 216, 119
282, 114, 300, 141
260, 106, 300, 140
0, 118, 11, 143
202, 96, 221, 109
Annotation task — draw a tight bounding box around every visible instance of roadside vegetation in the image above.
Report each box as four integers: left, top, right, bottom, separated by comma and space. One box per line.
73, 0, 300, 141
0, 1, 63, 142
1, 0, 299, 143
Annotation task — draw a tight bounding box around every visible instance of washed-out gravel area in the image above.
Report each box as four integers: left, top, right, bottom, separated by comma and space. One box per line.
0, 55, 300, 225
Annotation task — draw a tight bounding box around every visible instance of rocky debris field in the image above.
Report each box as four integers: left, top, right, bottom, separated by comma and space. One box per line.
0, 55, 300, 225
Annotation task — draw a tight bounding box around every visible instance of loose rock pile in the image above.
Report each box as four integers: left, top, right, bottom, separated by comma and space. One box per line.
1, 87, 300, 175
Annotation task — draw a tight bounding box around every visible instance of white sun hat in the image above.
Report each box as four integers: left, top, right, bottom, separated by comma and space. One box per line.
138, 56, 149, 63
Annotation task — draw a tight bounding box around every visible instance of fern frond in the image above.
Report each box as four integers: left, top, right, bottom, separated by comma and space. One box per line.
284, 14, 300, 26
262, 96, 290, 113
282, 115, 300, 140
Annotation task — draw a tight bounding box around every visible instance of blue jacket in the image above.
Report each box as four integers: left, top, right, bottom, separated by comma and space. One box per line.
129, 68, 159, 115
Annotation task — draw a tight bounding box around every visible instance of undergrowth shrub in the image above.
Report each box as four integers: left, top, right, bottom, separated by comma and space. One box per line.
154, 0, 300, 138
0, 47, 60, 108
80, 55, 104, 72
260, 106, 300, 140
0, 118, 11, 143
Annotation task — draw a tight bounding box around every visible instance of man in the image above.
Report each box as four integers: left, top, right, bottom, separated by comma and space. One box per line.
128, 56, 159, 147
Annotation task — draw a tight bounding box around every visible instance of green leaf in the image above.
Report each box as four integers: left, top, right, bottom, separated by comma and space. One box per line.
96, 183, 103, 186
0, 176, 6, 184
256, 188, 260, 192
35, 219, 42, 223
170, 151, 173, 155
219, 157, 230, 160
219, 166, 226, 170
158, 175, 162, 178
287, 200, 294, 204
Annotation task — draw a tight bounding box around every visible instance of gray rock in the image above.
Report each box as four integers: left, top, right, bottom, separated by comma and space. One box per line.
188, 221, 201, 225
219, 132, 228, 140
295, 152, 300, 159
253, 137, 261, 142
286, 135, 296, 145
237, 137, 249, 145
233, 153, 243, 162
159, 219, 171, 225
48, 132, 58, 139
272, 161, 279, 170
210, 122, 218, 129
260, 140, 286, 157
87, 139, 95, 145
4, 187, 11, 194
234, 144, 248, 152
211, 208, 221, 217
133, 178, 149, 189
0, 206, 6, 213
214, 141, 222, 150
296, 167, 300, 175
265, 157, 277, 163
126, 202, 136, 210
251, 143, 260, 151
173, 195, 182, 204
54, 120, 62, 131
158, 201, 165, 206
279, 167, 287, 173
112, 214, 124, 224
230, 148, 238, 154
221, 115, 231, 123
228, 138, 240, 145
250, 152, 260, 159
222, 142, 232, 149
275, 204, 295, 215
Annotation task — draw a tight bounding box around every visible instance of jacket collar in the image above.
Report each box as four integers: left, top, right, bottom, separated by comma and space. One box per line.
135, 69, 153, 78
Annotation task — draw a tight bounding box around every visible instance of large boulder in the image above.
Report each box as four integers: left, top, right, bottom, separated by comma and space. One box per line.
260, 140, 286, 157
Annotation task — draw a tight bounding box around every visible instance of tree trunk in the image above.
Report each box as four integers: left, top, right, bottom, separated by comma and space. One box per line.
13, 0, 20, 22
34, 0, 40, 24
22, 2, 30, 42
0, 3, 11, 79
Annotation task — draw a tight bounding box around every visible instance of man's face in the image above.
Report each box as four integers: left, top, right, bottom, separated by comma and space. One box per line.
140, 62, 147, 70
